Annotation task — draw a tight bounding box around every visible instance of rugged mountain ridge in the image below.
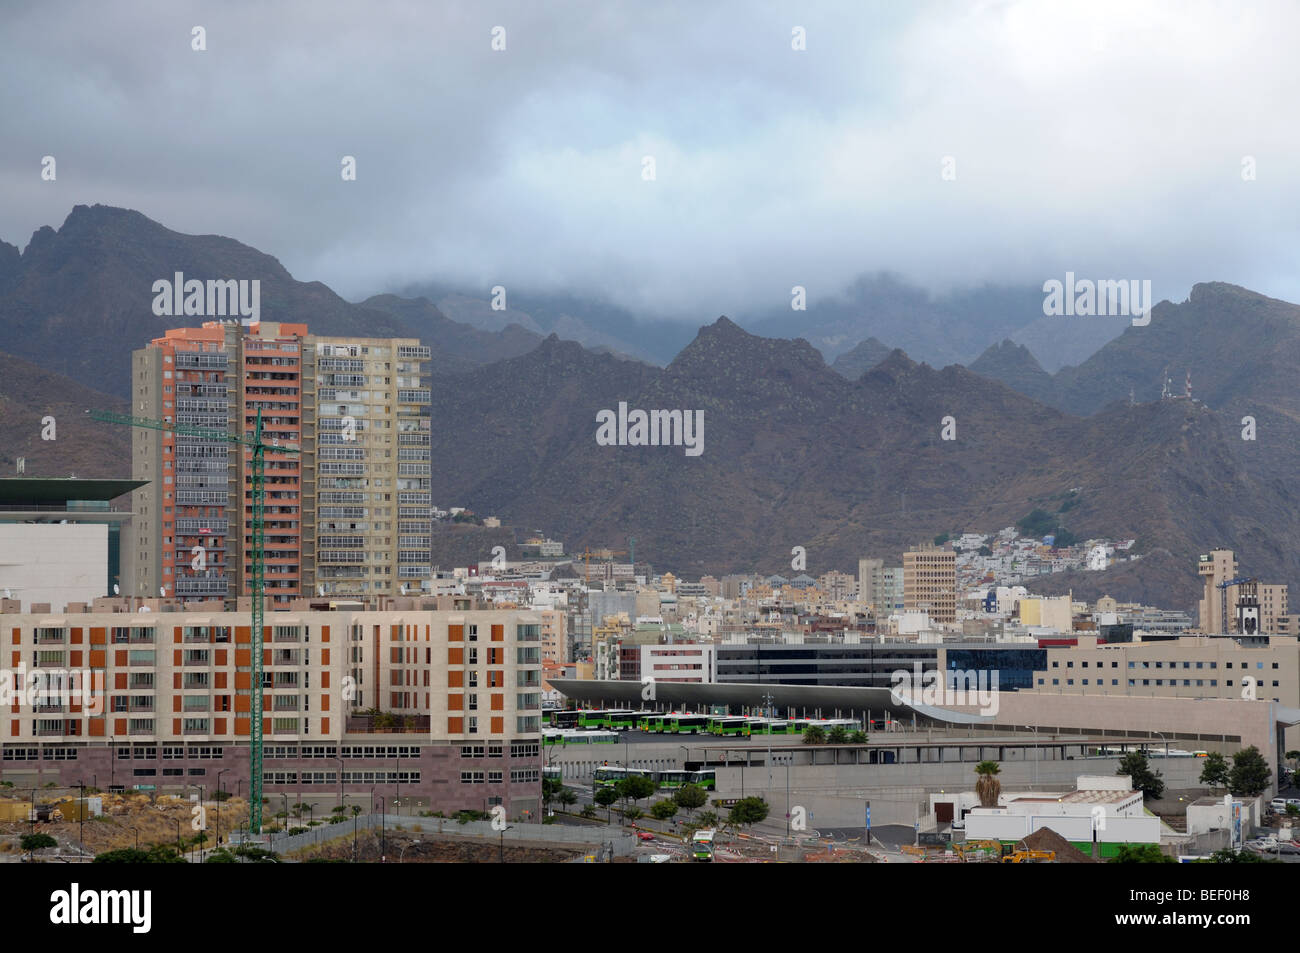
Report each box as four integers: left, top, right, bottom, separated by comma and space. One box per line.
0, 205, 541, 397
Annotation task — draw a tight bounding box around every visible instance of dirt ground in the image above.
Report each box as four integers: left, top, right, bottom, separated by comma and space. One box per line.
290, 829, 587, 863
0, 791, 248, 855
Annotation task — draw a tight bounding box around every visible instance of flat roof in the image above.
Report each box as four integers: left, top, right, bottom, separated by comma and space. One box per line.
0, 478, 145, 506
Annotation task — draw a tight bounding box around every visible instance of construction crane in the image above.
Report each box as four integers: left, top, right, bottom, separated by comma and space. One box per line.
91, 408, 299, 834
1217, 576, 1257, 635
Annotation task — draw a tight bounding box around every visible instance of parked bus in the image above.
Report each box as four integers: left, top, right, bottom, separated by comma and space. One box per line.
544, 729, 618, 746
708, 717, 750, 737
551, 709, 583, 730
656, 770, 689, 789
593, 766, 650, 787
665, 715, 709, 735
747, 718, 794, 736
687, 769, 717, 790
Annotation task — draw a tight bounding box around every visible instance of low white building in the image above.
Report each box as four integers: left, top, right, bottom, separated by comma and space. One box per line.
960, 775, 1160, 848
639, 642, 716, 683
0, 523, 107, 611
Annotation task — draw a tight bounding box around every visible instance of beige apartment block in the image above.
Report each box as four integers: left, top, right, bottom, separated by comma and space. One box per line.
538, 608, 568, 665
1032, 634, 1300, 706
0, 604, 543, 814
304, 335, 431, 602
1197, 549, 1239, 633
903, 545, 956, 623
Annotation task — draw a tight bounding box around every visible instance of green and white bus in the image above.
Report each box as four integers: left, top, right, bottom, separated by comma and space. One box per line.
665, 715, 709, 735
747, 718, 795, 736
551, 709, 583, 730
708, 716, 750, 737
691, 829, 715, 861
687, 769, 717, 790
576, 709, 640, 731
544, 729, 618, 746
656, 770, 689, 789
593, 766, 650, 788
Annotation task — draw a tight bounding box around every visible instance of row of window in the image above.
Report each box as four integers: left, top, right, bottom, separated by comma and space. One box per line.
1042, 678, 1281, 688
460, 744, 505, 759
460, 771, 504, 784
2, 746, 78, 761
263, 771, 420, 784
1050, 659, 1279, 670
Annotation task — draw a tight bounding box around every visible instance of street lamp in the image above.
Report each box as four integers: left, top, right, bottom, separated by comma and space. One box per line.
1024, 725, 1039, 790
1153, 730, 1168, 760
76, 779, 85, 855
215, 769, 229, 847
372, 789, 385, 863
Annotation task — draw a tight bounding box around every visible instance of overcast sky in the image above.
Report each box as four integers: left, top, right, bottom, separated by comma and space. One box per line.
3, 0, 1298, 319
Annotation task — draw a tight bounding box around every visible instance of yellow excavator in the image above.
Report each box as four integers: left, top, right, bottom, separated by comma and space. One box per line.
1001, 849, 1056, 863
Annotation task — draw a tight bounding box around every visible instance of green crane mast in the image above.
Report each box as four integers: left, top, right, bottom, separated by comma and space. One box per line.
91, 408, 299, 834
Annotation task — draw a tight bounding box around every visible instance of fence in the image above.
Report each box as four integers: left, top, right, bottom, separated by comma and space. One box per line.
240, 814, 636, 857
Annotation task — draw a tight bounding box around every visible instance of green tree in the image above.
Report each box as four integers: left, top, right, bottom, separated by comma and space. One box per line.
1198, 752, 1229, 790
618, 774, 657, 808
594, 786, 618, 822
93, 847, 150, 863
623, 806, 643, 823
695, 810, 720, 830
1110, 844, 1174, 864
232, 845, 281, 863
20, 832, 56, 859
1202, 849, 1276, 864
848, 730, 868, 744
557, 787, 578, 811
205, 848, 238, 863
728, 796, 769, 830
673, 783, 708, 817
541, 777, 562, 809
1116, 750, 1165, 800
803, 726, 827, 745
579, 804, 597, 819
1227, 746, 1272, 797
974, 760, 1002, 807
1285, 804, 1299, 818
826, 725, 850, 745
650, 799, 678, 821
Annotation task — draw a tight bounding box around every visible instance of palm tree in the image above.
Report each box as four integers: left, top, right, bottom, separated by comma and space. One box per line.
803, 726, 827, 745
974, 760, 1002, 807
